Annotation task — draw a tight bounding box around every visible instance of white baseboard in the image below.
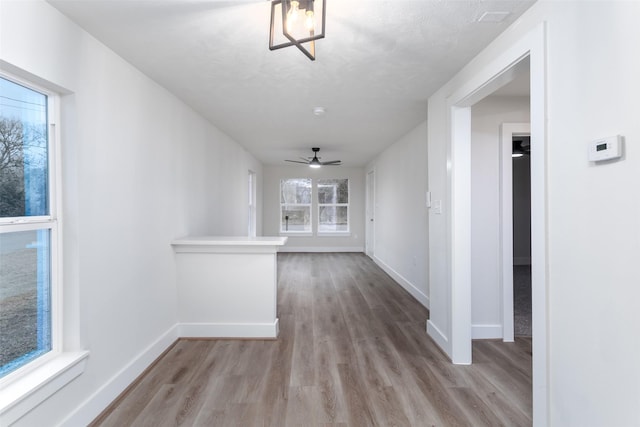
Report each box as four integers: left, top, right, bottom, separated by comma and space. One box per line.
278, 246, 364, 253
471, 324, 503, 339
372, 256, 429, 309
56, 253, 427, 425
60, 319, 280, 426
60, 325, 179, 427
426, 320, 449, 355
513, 257, 531, 265
178, 320, 279, 339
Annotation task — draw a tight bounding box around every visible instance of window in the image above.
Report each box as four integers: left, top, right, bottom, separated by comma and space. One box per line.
0, 75, 57, 379
280, 178, 312, 233
248, 170, 256, 237
317, 179, 349, 233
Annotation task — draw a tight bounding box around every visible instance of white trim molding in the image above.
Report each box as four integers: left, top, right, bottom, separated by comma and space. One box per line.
445, 22, 548, 424
472, 324, 503, 340
59, 326, 179, 427
373, 256, 429, 309
179, 321, 279, 339
426, 320, 449, 354
0, 352, 89, 426
278, 246, 364, 253
57, 321, 276, 426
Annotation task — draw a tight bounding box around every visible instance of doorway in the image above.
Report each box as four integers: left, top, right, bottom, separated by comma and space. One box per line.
500, 124, 531, 342
248, 170, 256, 237
512, 135, 532, 337
365, 170, 375, 257
447, 22, 547, 424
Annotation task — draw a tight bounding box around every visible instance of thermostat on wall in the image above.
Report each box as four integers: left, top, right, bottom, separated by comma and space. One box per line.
589, 135, 623, 162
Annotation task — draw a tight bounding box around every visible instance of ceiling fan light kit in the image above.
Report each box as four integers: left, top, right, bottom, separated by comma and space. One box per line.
285, 147, 341, 168
269, 0, 326, 61
313, 106, 326, 116
309, 157, 322, 168
512, 136, 530, 158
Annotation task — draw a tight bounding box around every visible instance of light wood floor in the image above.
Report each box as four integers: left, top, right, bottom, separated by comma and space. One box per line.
92, 253, 532, 426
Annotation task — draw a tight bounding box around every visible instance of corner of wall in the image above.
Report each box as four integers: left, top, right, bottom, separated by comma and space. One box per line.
59, 325, 180, 426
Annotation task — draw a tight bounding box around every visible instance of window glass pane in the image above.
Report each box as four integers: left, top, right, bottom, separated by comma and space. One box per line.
280, 178, 311, 204
0, 229, 52, 377
318, 179, 348, 204
281, 206, 311, 232
0, 77, 49, 218
319, 206, 348, 232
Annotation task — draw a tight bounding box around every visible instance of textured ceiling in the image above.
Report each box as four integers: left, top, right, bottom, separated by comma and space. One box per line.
48, 0, 535, 166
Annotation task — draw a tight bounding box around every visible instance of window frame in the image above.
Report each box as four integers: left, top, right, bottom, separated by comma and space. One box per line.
248, 170, 257, 237
0, 71, 87, 426
0, 73, 62, 382
317, 178, 350, 235
279, 178, 313, 236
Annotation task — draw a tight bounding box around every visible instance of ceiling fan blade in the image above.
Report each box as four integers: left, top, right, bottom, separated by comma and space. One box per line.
285, 160, 310, 164
285, 149, 342, 166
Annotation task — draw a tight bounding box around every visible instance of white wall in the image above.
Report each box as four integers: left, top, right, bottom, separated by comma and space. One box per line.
470, 96, 530, 338
1, 1, 262, 425
263, 165, 365, 252
427, 1, 640, 425
366, 121, 429, 308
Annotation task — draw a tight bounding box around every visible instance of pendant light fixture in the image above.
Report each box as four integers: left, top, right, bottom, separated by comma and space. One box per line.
269, 0, 326, 61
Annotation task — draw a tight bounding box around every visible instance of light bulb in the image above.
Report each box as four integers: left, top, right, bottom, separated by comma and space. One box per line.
309, 156, 322, 168
305, 10, 315, 31
286, 1, 300, 32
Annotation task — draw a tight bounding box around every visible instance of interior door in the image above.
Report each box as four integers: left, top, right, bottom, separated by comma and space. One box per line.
365, 170, 375, 257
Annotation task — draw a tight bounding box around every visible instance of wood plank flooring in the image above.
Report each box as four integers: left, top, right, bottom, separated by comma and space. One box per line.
91, 253, 532, 426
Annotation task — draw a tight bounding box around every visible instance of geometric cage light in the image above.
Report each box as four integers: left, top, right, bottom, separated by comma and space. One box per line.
269, 0, 326, 61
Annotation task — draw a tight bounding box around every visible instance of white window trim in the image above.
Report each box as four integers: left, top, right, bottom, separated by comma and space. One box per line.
248, 170, 256, 237
317, 179, 350, 235
0, 70, 87, 423
0, 351, 89, 426
279, 178, 313, 235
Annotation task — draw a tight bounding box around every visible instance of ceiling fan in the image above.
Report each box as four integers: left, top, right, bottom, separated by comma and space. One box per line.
285, 147, 341, 168
512, 136, 530, 158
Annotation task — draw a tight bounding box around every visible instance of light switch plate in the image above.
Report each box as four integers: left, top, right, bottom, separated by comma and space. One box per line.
433, 200, 442, 215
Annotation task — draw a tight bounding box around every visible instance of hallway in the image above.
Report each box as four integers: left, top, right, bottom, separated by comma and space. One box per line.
92, 253, 532, 426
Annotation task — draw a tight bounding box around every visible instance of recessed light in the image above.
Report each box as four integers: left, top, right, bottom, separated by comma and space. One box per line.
477, 11, 511, 23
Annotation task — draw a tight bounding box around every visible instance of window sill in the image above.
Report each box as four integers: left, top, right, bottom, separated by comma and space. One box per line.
317, 232, 351, 237
0, 351, 89, 425
279, 232, 313, 237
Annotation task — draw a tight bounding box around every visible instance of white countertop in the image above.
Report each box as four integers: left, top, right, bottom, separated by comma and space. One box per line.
171, 236, 288, 246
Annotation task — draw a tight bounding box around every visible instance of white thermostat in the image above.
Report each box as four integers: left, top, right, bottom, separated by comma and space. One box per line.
589, 135, 623, 162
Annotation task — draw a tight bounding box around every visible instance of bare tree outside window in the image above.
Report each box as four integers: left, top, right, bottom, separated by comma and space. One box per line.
318, 179, 349, 232
0, 118, 48, 217
0, 76, 52, 378
280, 178, 312, 232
